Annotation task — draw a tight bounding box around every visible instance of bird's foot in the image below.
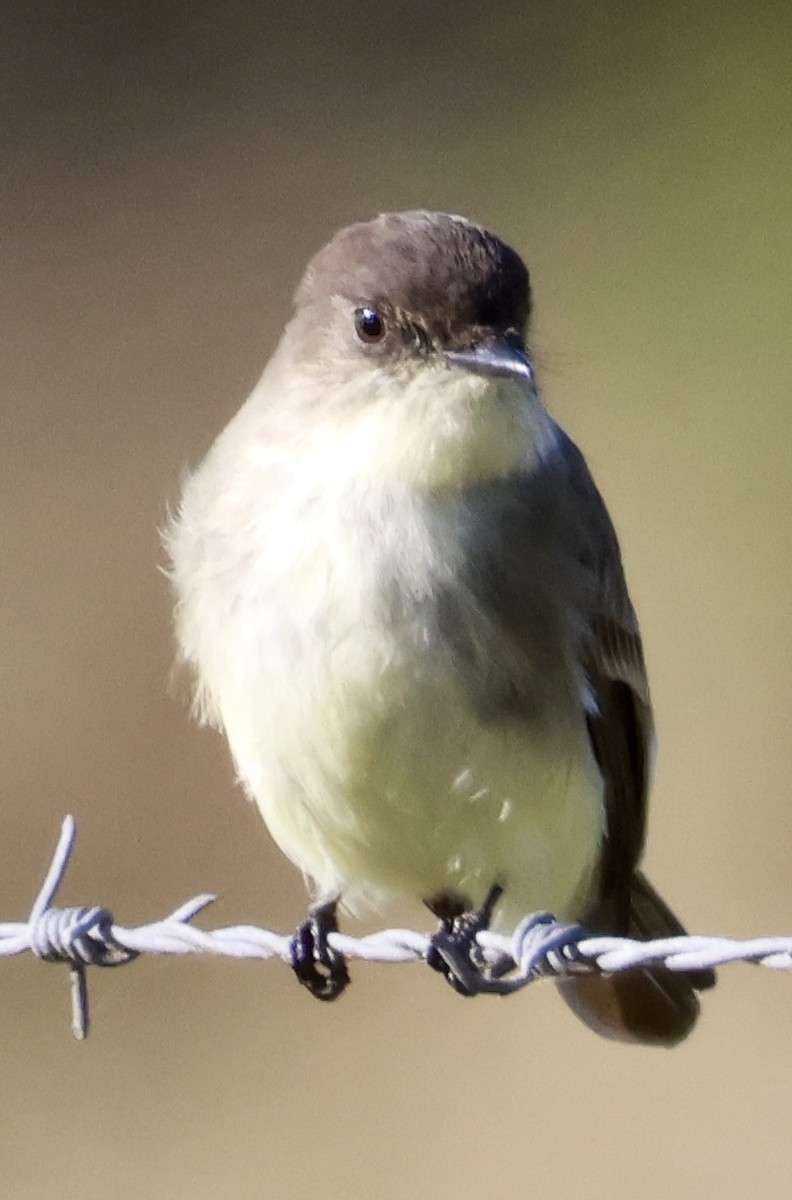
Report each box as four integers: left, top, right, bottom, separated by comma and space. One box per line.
290, 898, 350, 1002
427, 884, 508, 996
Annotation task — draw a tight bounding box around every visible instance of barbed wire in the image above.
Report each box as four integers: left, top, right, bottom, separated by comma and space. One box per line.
2, 816, 789, 1039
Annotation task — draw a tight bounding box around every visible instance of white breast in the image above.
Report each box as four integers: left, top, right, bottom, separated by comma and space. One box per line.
170, 368, 605, 932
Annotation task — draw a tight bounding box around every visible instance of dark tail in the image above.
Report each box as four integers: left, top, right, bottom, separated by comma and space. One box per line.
556, 873, 715, 1047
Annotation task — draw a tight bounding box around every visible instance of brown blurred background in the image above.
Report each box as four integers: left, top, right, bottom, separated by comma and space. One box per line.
1, 3, 791, 1197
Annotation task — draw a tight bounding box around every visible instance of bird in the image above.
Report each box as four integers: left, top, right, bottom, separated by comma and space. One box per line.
166, 210, 714, 1045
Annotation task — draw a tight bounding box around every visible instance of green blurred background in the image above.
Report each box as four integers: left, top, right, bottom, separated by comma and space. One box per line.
1, 3, 791, 1197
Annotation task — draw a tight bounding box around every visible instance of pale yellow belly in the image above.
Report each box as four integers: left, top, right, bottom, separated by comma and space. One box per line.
228, 653, 605, 934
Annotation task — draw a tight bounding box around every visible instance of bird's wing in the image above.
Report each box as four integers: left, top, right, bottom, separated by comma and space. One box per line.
555, 432, 714, 1045
555, 429, 653, 929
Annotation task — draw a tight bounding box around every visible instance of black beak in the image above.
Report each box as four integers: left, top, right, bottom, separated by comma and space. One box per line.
445, 337, 533, 384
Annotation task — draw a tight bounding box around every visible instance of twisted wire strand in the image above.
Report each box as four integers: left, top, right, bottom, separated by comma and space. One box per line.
2, 817, 789, 1039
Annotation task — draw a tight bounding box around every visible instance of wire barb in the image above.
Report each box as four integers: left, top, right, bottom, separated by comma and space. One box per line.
2, 816, 790, 1039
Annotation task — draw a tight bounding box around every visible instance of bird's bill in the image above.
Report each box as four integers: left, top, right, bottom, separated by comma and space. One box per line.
445, 339, 533, 384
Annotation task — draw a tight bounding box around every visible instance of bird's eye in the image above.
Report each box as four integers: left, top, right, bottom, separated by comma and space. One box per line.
354, 306, 385, 343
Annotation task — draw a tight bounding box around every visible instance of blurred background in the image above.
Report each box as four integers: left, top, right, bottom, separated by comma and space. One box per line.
1, 3, 791, 1197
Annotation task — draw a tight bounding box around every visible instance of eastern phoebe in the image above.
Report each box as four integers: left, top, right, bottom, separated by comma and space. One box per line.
167, 211, 713, 1045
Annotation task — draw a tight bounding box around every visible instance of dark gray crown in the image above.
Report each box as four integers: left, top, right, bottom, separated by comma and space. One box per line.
296, 211, 531, 341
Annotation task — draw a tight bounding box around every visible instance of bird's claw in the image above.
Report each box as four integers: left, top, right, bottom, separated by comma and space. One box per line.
427, 884, 510, 996
290, 899, 350, 1002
